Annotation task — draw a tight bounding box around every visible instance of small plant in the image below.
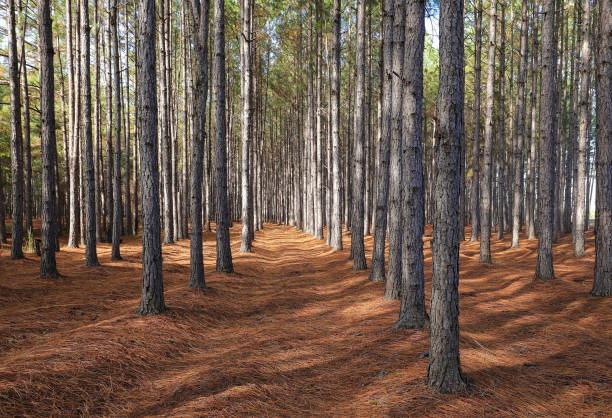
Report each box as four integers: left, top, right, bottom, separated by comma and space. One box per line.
24, 228, 35, 254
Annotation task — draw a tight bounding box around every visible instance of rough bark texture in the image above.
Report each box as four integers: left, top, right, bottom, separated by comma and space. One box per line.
213, 0, 234, 273
136, 0, 166, 315
8, 0, 24, 259
479, 0, 496, 264
535, 0, 556, 281
350, 0, 367, 271
369, 0, 392, 281
81, 0, 100, 266
526, 2, 539, 241
574, 0, 591, 257
19, 7, 33, 236
591, 0, 611, 296
240, 0, 253, 252
68, 0, 81, 249
330, 0, 343, 251
187, 0, 209, 289
384, 0, 405, 298
111, 0, 123, 261
395, 0, 428, 330
511, 0, 529, 248
426, 0, 467, 394
470, 0, 482, 243
39, 0, 59, 278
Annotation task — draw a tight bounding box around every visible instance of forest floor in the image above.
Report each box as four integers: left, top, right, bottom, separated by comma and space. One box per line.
0, 222, 610, 416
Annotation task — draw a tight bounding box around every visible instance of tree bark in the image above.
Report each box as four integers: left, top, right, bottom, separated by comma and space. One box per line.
479, 0, 496, 263
19, 3, 33, 236
384, 0, 405, 298
470, 0, 482, 243
427, 0, 467, 394
395, 0, 428, 329
187, 0, 209, 289
8, 0, 24, 259
591, 0, 611, 296
80, 0, 100, 266
39, 0, 59, 278
350, 0, 367, 271
111, 0, 123, 260
574, 0, 591, 257
511, 0, 529, 248
535, 0, 557, 281
240, 0, 254, 252
330, 0, 343, 251
213, 0, 234, 273
136, 0, 165, 315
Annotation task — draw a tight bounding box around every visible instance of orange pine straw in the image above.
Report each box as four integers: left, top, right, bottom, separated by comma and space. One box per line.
0, 222, 610, 416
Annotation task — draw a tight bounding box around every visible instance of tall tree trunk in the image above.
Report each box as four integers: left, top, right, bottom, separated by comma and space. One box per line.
8, 0, 24, 259
213, 0, 234, 273
427, 0, 467, 394
19, 3, 33, 235
136, 0, 165, 315
384, 0, 405, 298
369, 0, 392, 280
480, 0, 496, 263
67, 0, 81, 249
39, 0, 59, 277
591, 0, 611, 296
526, 0, 539, 240
330, 0, 343, 251
511, 0, 529, 247
81, 0, 100, 265
350, 0, 367, 271
574, 0, 591, 257
395, 0, 428, 329
470, 0, 482, 242
187, 0, 209, 289
535, 0, 557, 281
94, 0, 102, 242
111, 0, 122, 260
497, 3, 507, 241
104, 9, 114, 243
240, 0, 254, 252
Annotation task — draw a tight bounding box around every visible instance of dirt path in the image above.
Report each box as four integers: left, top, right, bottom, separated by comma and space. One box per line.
0, 224, 610, 416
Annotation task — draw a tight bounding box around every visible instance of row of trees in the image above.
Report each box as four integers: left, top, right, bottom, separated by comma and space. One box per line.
0, 0, 610, 393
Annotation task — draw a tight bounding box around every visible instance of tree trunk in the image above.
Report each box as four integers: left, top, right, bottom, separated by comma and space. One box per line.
187, 0, 209, 289
8, 0, 24, 259
39, 0, 59, 278
213, 0, 234, 273
384, 0, 405, 298
19, 3, 33, 236
591, 0, 611, 296
240, 0, 254, 252
496, 3, 506, 241
395, 0, 428, 330
574, 0, 591, 257
67, 0, 81, 249
526, 0, 539, 241
105, 9, 114, 244
470, 0, 482, 243
349, 0, 367, 270
535, 0, 557, 281
479, 0, 496, 263
111, 0, 123, 260
511, 0, 529, 248
330, 0, 343, 251
136, 0, 166, 315
81, 0, 100, 266
427, 0, 467, 394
